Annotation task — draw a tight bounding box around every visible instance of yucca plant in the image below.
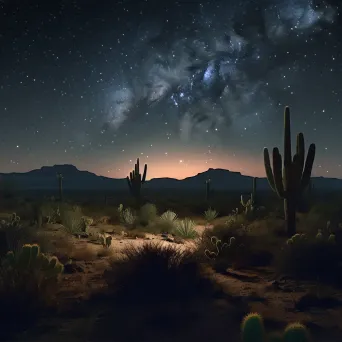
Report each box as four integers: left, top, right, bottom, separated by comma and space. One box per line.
160, 210, 178, 222
204, 208, 218, 223
174, 218, 198, 239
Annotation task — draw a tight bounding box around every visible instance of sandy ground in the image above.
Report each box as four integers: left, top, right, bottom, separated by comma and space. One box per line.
13, 222, 342, 342
84, 223, 212, 256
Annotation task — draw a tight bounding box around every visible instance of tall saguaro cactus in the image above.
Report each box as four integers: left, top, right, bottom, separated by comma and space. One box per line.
126, 158, 147, 205
205, 179, 211, 202
56, 172, 63, 201
263, 106, 316, 237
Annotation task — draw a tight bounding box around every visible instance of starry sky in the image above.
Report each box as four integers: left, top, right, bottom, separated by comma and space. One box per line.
0, 0, 342, 180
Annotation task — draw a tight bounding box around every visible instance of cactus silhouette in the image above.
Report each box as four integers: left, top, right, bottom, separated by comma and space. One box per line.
205, 178, 211, 202
126, 158, 147, 206
56, 172, 63, 201
263, 107, 316, 237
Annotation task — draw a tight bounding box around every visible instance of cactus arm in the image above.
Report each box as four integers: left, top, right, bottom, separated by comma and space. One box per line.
283, 107, 292, 194
272, 148, 285, 198
283, 106, 292, 166
296, 132, 305, 172
263, 148, 276, 191
240, 195, 250, 207
135, 158, 139, 175
126, 176, 132, 191
142, 164, 147, 183
301, 143, 316, 191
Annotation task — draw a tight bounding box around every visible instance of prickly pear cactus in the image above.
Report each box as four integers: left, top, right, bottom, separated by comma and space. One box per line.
2, 243, 64, 281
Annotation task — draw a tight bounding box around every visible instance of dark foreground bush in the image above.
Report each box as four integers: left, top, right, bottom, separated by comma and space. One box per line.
104, 243, 220, 306
0, 244, 63, 339
276, 232, 342, 284
198, 224, 275, 272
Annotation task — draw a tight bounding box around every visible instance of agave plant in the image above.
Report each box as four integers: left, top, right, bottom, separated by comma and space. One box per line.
160, 210, 178, 222
175, 218, 198, 239
204, 208, 218, 223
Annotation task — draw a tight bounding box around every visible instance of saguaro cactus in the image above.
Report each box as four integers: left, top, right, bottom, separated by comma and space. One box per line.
126, 158, 147, 205
241, 177, 257, 214
56, 172, 63, 201
264, 107, 316, 237
205, 178, 211, 202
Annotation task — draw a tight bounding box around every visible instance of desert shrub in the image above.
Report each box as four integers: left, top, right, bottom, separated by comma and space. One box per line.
38, 201, 61, 224
118, 204, 136, 227
160, 209, 177, 222
104, 243, 218, 306
204, 208, 218, 224
174, 218, 198, 239
138, 203, 157, 226
276, 231, 342, 284
198, 219, 277, 270
60, 205, 90, 235
0, 213, 43, 258
140, 209, 179, 234
145, 218, 177, 234
0, 244, 63, 339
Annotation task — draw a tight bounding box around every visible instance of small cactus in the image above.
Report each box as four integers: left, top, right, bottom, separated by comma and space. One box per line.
241, 312, 265, 342
283, 322, 309, 342
241, 313, 309, 342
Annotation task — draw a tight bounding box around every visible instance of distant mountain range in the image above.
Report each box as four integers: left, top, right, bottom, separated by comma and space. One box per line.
0, 164, 341, 192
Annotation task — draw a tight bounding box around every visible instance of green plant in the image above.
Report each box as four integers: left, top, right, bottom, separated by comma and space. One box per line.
204, 235, 236, 259
204, 208, 218, 223
38, 201, 61, 224
174, 218, 198, 239
278, 231, 340, 282
241, 312, 264, 342
119, 206, 136, 226
241, 177, 257, 214
138, 203, 157, 226
160, 210, 178, 222
264, 106, 316, 237
126, 158, 147, 205
241, 312, 309, 342
60, 206, 89, 235
0, 244, 64, 337
0, 213, 26, 257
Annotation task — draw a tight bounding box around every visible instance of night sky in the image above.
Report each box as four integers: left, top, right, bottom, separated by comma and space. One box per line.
1, 0, 341, 180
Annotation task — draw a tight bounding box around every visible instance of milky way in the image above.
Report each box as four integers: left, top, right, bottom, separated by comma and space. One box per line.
1, 0, 341, 178
105, 0, 335, 139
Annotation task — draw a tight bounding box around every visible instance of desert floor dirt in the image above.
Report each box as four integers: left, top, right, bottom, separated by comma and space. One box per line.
13, 222, 342, 342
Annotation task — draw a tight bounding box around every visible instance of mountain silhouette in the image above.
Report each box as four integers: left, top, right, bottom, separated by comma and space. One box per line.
0, 164, 341, 192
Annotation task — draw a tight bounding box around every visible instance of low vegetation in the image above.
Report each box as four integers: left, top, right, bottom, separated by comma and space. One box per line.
1, 108, 341, 341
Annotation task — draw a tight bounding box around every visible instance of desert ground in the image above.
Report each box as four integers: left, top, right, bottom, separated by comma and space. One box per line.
1, 190, 342, 342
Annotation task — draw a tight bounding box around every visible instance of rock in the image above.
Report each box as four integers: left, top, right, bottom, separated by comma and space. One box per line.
161, 234, 175, 243
63, 263, 85, 274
